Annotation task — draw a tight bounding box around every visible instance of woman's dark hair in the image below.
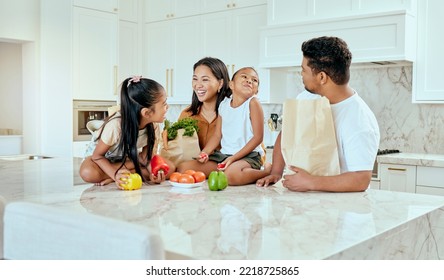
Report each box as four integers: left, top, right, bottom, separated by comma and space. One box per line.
301, 36, 352, 85
117, 77, 164, 179
186, 57, 230, 116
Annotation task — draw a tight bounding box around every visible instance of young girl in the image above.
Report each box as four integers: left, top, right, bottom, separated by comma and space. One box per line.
190, 67, 271, 185
175, 57, 230, 175
79, 76, 175, 188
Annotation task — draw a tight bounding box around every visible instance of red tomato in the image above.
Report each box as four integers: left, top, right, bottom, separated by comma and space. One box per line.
179, 174, 195, 184
192, 171, 206, 183
169, 172, 182, 183
184, 169, 196, 176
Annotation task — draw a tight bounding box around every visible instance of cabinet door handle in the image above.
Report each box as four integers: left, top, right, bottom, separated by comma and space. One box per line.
166, 69, 169, 96
388, 167, 407, 172
170, 68, 174, 97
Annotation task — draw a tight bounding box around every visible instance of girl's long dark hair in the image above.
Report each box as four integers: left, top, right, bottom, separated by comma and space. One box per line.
117, 77, 163, 179
186, 57, 230, 116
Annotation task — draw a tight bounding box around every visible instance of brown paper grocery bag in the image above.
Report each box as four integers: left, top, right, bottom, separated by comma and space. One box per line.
159, 128, 201, 166
275, 97, 340, 188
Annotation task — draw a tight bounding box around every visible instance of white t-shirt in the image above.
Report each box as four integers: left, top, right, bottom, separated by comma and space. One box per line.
219, 96, 264, 156
296, 90, 380, 173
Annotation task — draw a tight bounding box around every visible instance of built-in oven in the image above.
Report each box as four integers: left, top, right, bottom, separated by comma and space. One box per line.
73, 100, 117, 141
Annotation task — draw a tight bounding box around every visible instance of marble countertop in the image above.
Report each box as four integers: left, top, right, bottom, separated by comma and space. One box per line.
377, 152, 444, 168
1, 156, 444, 260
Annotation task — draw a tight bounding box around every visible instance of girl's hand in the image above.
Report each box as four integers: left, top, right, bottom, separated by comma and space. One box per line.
149, 169, 166, 184
114, 169, 131, 189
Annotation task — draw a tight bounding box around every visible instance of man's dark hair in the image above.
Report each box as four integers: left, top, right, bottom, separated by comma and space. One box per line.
301, 36, 352, 85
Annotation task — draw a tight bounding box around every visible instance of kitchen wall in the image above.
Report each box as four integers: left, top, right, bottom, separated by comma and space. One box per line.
166, 65, 444, 154
353, 66, 444, 154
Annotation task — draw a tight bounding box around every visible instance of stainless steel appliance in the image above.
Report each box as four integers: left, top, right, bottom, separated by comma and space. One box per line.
73, 100, 117, 141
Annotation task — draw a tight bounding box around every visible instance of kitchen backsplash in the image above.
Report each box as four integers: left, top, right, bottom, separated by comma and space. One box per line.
166, 66, 444, 154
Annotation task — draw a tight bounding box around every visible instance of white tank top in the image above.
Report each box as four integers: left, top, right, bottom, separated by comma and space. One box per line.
219, 96, 263, 155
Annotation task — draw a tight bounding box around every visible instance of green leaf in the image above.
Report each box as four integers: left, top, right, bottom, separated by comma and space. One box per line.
164, 117, 199, 140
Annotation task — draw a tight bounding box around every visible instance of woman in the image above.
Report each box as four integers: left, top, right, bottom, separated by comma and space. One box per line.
176, 57, 230, 174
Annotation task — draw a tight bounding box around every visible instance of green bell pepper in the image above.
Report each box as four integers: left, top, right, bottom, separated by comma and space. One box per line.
208, 171, 228, 191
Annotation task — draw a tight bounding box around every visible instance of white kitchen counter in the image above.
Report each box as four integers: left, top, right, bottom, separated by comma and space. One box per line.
1, 157, 444, 260
377, 152, 444, 168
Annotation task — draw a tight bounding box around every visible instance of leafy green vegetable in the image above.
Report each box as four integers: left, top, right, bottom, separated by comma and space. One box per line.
164, 117, 199, 140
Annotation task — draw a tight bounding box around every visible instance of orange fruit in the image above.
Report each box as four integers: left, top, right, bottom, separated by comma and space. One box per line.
169, 172, 182, 183
178, 174, 195, 184
192, 171, 206, 183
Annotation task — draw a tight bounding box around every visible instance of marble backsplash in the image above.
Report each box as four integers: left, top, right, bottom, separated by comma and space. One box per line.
166, 66, 444, 154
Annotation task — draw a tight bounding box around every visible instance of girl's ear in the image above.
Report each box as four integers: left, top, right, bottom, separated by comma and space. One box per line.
140, 107, 153, 119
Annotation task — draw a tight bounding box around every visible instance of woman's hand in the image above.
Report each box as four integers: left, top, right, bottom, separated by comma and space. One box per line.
196, 152, 209, 163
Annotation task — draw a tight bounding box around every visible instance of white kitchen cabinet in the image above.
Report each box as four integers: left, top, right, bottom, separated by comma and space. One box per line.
118, 0, 142, 85
369, 179, 380, 190
73, 7, 118, 101
144, 17, 202, 103
201, 0, 266, 13
119, 0, 139, 22
73, 0, 118, 13
201, 5, 266, 77
413, 0, 444, 103
266, 0, 414, 25
144, 0, 201, 23
260, 10, 416, 68
379, 163, 416, 193
416, 166, 444, 196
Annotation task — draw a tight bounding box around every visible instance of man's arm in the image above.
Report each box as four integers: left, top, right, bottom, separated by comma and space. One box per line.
283, 166, 371, 192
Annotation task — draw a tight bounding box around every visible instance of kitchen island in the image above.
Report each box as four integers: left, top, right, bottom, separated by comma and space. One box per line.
1, 156, 443, 260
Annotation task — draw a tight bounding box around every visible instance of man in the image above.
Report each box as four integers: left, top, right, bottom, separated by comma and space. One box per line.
256, 36, 380, 192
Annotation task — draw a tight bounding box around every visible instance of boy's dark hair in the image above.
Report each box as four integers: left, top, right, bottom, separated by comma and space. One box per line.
301, 36, 352, 85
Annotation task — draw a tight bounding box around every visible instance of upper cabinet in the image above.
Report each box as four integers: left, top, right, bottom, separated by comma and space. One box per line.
144, 17, 203, 104
144, 1, 267, 103
73, 0, 118, 13
73, 0, 143, 101
412, 0, 444, 103
260, 10, 416, 68
145, 0, 201, 22
118, 0, 143, 83
201, 5, 267, 77
201, 0, 266, 13
267, 0, 415, 25
72, 6, 118, 101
